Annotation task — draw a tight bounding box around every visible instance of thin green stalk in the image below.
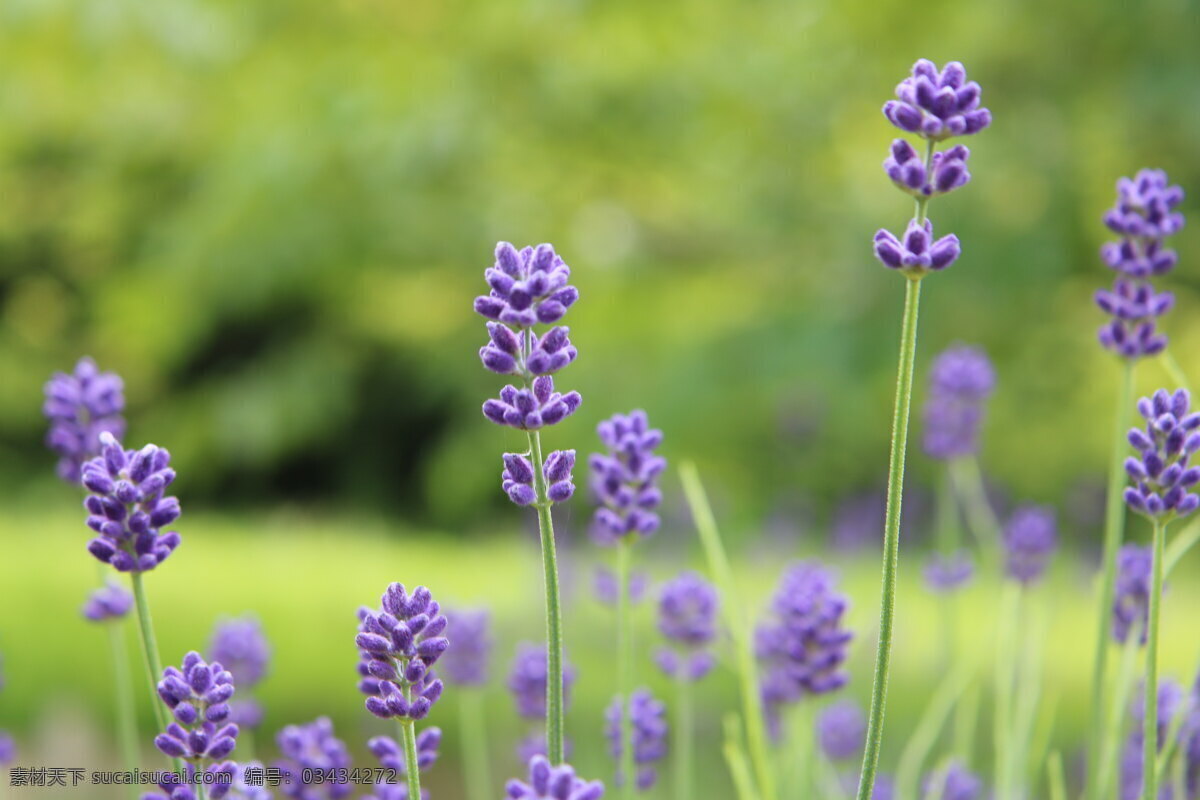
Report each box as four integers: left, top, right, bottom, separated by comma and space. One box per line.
894, 666, 972, 800
722, 715, 760, 800
993, 584, 1020, 800
1011, 598, 1046, 797
1142, 517, 1169, 800
681, 463, 771, 800
130, 572, 181, 773
399, 718, 422, 800
1161, 350, 1192, 394
1095, 628, 1141, 800
1047, 751, 1067, 800
195, 784, 207, 800
954, 682, 979, 765
107, 622, 141, 794
1086, 361, 1134, 797
786, 703, 815, 799
616, 538, 635, 799
526, 430, 566, 765
459, 690, 491, 800
1165, 516, 1200, 575
948, 457, 1002, 564
674, 678, 694, 800
935, 470, 959, 672
1156, 689, 1191, 786
856, 273, 924, 800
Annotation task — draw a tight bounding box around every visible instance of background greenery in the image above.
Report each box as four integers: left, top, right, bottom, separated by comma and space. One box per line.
2, 0, 1200, 796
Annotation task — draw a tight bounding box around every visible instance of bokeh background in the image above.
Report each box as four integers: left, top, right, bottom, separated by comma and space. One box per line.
2, 0, 1200, 796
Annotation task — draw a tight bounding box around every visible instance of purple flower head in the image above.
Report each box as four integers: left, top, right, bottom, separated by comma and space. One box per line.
1096, 277, 1174, 359
507, 756, 605, 800
883, 59, 991, 141
210, 616, 270, 689
81, 432, 182, 573
475, 243, 579, 328
368, 728, 441, 775
1124, 389, 1200, 519
481, 323, 578, 377
921, 761, 984, 800
502, 449, 577, 506
0, 731, 14, 767
153, 652, 239, 762
923, 551, 975, 593
1104, 170, 1186, 241
276, 717, 353, 799
1002, 505, 1058, 584
43, 357, 126, 484
355, 584, 448, 721
655, 571, 719, 682
440, 609, 492, 687
593, 566, 649, 607
1113, 544, 1154, 645
884, 140, 972, 197
816, 699, 866, 761
605, 689, 669, 791
82, 580, 134, 622
1119, 680, 1191, 800
873, 219, 961, 275
589, 410, 666, 545
484, 376, 583, 432
922, 345, 995, 460
507, 642, 577, 720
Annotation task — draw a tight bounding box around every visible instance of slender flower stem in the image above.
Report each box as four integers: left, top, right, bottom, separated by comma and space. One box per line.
399, 718, 422, 800
1085, 362, 1134, 797
615, 538, 635, 799
526, 429, 566, 765
459, 691, 492, 800
1161, 350, 1192, 395
129, 572, 180, 773
1142, 516, 1169, 800
721, 715, 759, 800
107, 622, 141, 794
856, 273, 924, 800
993, 584, 1021, 800
673, 678, 693, 800
1047, 751, 1067, 800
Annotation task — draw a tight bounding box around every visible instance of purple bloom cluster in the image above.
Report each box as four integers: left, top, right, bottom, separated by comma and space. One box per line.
1113, 544, 1154, 645
368, 728, 441, 774
816, 699, 867, 761
922, 345, 995, 460
593, 566, 649, 607
1124, 389, 1200, 519
589, 410, 666, 545
654, 571, 719, 682
209, 616, 270, 728
605, 689, 669, 791
502, 450, 577, 506
440, 609, 492, 687
508, 643, 577, 721
81, 580, 134, 622
355, 584, 448, 721
43, 357, 126, 484
1002, 505, 1058, 584
1120, 680, 1189, 800
506, 755, 605, 800
153, 652, 239, 761
923, 552, 975, 593
885, 141, 971, 198
757, 563, 853, 729
82, 432, 182, 573
276, 717, 353, 799
873, 220, 961, 274
921, 761, 984, 800
1096, 170, 1185, 359
883, 60, 992, 141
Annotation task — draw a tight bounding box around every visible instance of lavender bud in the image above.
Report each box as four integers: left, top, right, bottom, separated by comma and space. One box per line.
42, 357, 126, 484
1002, 505, 1058, 584
1125, 389, 1200, 520
506, 755, 606, 800
508, 643, 577, 721
275, 717, 353, 798
605, 689, 669, 790
589, 410, 666, 546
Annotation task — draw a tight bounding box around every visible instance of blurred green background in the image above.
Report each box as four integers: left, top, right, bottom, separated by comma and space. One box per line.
2, 0, 1200, 796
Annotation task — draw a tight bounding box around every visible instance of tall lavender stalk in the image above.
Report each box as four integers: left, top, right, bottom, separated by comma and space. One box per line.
476, 242, 581, 764
858, 58, 990, 800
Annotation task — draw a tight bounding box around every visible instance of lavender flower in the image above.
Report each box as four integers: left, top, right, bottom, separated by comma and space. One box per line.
605, 689, 669, 790
508, 643, 577, 720
921, 761, 984, 800
502, 450, 577, 506
368, 728, 441, 774
153, 652, 239, 761
1002, 505, 1058, 584
923, 552, 975, 593
872, 220, 961, 274
484, 378, 583, 432
1124, 389, 1200, 519
81, 432, 182, 573
816, 700, 867, 761
593, 566, 649, 607
883, 59, 992, 141
43, 357, 126, 484
276, 717, 353, 799
475, 243, 579, 327
884, 141, 972, 198
0, 731, 14, 767
355, 584, 448, 721
210, 617, 270, 688
922, 345, 995, 460
1119, 680, 1189, 800
440, 609, 492, 686
506, 755, 605, 800
81, 580, 133, 622
655, 571, 719, 682
589, 410, 666, 545
1113, 544, 1154, 645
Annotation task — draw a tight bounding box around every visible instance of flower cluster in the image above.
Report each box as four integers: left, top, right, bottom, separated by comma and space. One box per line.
922, 345, 995, 460
153, 652, 239, 762
43, 357, 126, 484
440, 609, 492, 687
1123, 388, 1200, 519
588, 410, 666, 545
884, 141, 971, 198
1096, 169, 1185, 358
921, 761, 985, 800
816, 699, 867, 762
363, 729, 441, 800
355, 584, 448, 721
506, 755, 605, 800
508, 642, 578, 721
81, 432, 182, 573
872, 221, 961, 275
605, 689, 669, 790
81, 580, 133, 622
654, 571, 719, 681
276, 717, 353, 799
210, 616, 271, 728
1119, 680, 1190, 800
502, 450, 577, 506
923, 552, 975, 593
1002, 505, 1058, 584
883, 60, 992, 141
1112, 544, 1154, 645
593, 566, 649, 607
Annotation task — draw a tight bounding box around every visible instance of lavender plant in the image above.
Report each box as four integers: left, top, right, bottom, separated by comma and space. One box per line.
153, 651, 239, 799
476, 241, 581, 765
604, 689, 669, 792
506, 755, 605, 800
442, 609, 494, 800
366, 727, 441, 799
509, 642, 578, 761
275, 717, 353, 799
210, 616, 270, 734
861, 58, 990, 800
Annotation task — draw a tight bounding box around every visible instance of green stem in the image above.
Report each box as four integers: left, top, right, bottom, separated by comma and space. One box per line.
994, 585, 1020, 800
722, 715, 760, 800
1095, 628, 1141, 800
855, 273, 924, 800
399, 718, 422, 800
107, 622, 141, 794
894, 666, 972, 800
674, 678, 694, 800
787, 703, 815, 799
681, 463, 771, 800
935, 469, 959, 673
1142, 517, 1168, 800
459, 690, 491, 800
1160, 350, 1192, 395
948, 456, 1002, 566
1047, 751, 1067, 800
130, 572, 180, 772
1164, 516, 1200, 575
526, 430, 566, 765
1086, 362, 1134, 797
616, 538, 635, 799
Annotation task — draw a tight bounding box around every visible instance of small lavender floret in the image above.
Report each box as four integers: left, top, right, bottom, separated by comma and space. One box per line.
922, 345, 995, 460
1104, 170, 1186, 241
81, 432, 182, 573
506, 755, 605, 800
483, 376, 583, 431
655, 571, 719, 682
884, 140, 972, 197
502, 450, 577, 506
1123, 389, 1200, 519
508, 642, 577, 720
816, 699, 866, 761
355, 584, 448, 721
605, 689, 669, 790
82, 580, 134, 622
589, 410, 666, 545
43, 357, 126, 484
1119, 680, 1189, 800
593, 566, 649, 607
153, 652, 239, 761
921, 761, 984, 800
1113, 544, 1154, 645
873, 219, 961, 274
1002, 505, 1058, 584
883, 59, 991, 141
440, 609, 492, 687
369, 728, 441, 773
276, 716, 353, 799
210, 616, 270, 689
923, 552, 975, 593
475, 243, 579, 328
